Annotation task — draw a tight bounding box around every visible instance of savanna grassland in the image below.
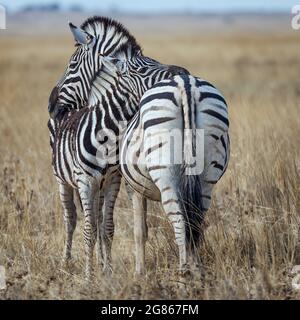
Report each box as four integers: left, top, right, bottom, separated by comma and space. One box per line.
0, 14, 300, 299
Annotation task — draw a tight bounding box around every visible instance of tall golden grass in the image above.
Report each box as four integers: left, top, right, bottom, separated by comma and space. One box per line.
0, 30, 299, 299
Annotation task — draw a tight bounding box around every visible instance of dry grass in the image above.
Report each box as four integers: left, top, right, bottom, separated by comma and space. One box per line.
0, 28, 300, 300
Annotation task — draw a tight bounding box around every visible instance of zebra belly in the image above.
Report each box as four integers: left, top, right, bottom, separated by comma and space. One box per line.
121, 160, 161, 201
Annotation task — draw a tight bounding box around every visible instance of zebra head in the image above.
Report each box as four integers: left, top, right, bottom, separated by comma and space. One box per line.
100, 47, 190, 99
48, 16, 142, 119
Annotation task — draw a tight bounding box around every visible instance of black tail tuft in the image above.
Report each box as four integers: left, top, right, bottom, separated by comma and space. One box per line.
175, 165, 205, 252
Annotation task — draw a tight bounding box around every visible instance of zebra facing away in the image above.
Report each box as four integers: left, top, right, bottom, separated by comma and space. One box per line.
118, 74, 230, 274
48, 16, 189, 278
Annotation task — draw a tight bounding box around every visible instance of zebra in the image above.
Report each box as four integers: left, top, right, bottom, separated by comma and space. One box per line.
117, 74, 230, 274
48, 107, 122, 275
48, 16, 188, 278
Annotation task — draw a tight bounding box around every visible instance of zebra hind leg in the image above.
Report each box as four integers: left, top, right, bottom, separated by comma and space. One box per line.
147, 168, 188, 272
161, 191, 202, 278
59, 183, 77, 263
132, 191, 147, 276
126, 182, 148, 241
160, 189, 188, 272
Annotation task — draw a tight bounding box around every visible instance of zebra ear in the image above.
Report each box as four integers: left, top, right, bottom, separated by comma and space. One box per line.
69, 22, 93, 45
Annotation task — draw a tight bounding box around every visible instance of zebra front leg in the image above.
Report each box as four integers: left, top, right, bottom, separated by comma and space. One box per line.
59, 183, 77, 262
96, 192, 104, 269
132, 191, 147, 276
79, 182, 98, 280
102, 173, 121, 274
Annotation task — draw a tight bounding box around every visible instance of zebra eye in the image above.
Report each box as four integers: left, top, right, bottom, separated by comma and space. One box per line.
138, 67, 147, 73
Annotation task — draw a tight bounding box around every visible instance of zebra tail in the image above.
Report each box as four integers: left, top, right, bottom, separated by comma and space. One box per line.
176, 171, 204, 251
176, 76, 205, 251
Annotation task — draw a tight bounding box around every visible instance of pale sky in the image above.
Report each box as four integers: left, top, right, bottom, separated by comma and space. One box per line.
1, 0, 296, 13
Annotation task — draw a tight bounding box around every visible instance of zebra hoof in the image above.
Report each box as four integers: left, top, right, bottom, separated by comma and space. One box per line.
62, 256, 73, 268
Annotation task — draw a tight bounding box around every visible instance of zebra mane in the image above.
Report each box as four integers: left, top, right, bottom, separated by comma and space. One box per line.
80, 16, 142, 57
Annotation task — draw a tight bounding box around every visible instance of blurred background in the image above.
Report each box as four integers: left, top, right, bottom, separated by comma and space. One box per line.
0, 1, 300, 300
3, 0, 297, 12
1, 0, 297, 35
